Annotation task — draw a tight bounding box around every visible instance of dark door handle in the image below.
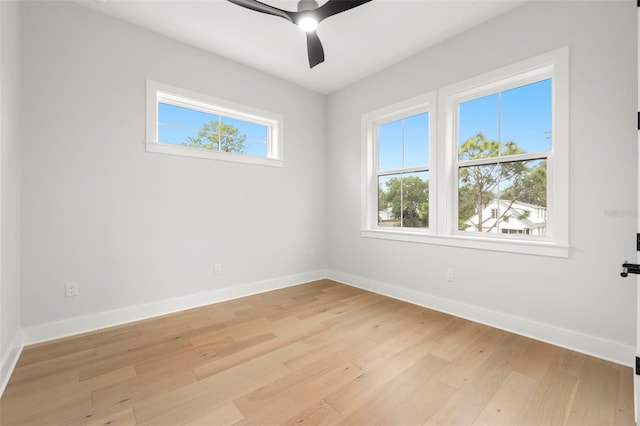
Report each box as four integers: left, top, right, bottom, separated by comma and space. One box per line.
621, 261, 640, 277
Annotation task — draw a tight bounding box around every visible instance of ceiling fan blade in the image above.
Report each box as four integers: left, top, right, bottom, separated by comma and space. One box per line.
226, 0, 294, 23
306, 32, 325, 68
315, 0, 372, 22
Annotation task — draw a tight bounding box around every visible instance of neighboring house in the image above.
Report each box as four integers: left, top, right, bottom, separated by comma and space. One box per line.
463, 200, 547, 236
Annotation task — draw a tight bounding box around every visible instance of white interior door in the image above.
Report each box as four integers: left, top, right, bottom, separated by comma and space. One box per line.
636, 6, 640, 423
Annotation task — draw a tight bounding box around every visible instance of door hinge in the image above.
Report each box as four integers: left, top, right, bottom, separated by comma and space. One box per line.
636, 233, 640, 251
637, 112, 640, 130
636, 356, 640, 375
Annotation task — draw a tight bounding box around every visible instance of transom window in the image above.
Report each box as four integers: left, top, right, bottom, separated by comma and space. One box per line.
146, 80, 283, 167
362, 47, 569, 257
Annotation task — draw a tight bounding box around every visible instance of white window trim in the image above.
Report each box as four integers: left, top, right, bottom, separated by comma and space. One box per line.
362, 47, 569, 258
145, 80, 284, 167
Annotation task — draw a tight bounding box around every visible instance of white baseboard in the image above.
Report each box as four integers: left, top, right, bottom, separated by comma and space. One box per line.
327, 269, 634, 367
11, 267, 633, 397
1, 330, 23, 397
22, 270, 327, 346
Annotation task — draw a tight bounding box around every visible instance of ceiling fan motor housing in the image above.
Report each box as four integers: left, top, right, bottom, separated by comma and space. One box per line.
297, 0, 319, 12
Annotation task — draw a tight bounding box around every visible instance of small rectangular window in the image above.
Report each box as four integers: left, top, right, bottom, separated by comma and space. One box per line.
146, 80, 283, 167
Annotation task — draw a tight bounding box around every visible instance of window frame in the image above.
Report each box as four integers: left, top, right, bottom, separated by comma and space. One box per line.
362, 91, 437, 234
362, 47, 569, 258
145, 80, 284, 167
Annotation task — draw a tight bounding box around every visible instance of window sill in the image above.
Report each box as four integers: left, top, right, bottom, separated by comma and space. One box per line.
145, 142, 284, 168
361, 229, 569, 258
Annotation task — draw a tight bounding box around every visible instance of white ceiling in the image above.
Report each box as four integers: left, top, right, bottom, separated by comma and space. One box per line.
77, 0, 529, 94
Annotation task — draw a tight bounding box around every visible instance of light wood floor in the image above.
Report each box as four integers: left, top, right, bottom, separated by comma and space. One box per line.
0, 280, 634, 425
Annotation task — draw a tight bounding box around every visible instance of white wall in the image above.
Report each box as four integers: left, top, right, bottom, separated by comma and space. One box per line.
20, 1, 326, 333
0, 0, 23, 392
326, 0, 637, 364
12, 0, 638, 369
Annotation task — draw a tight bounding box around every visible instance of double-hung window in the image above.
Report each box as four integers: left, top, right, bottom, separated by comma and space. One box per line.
363, 92, 436, 232
362, 47, 568, 257
146, 80, 283, 167
453, 78, 551, 237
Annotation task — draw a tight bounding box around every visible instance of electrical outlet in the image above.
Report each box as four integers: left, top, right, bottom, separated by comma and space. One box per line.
446, 269, 455, 282
214, 264, 222, 275
65, 281, 79, 297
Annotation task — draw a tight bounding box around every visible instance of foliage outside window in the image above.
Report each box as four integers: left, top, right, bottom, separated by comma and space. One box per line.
362, 48, 568, 257
146, 80, 283, 167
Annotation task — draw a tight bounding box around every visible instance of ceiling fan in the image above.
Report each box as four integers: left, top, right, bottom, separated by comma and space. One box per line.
227, 0, 372, 68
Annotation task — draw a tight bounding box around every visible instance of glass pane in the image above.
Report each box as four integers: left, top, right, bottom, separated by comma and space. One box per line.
378, 120, 403, 172
378, 172, 429, 229
458, 94, 499, 160
378, 174, 400, 227
158, 103, 219, 147
402, 171, 429, 229
158, 103, 269, 157
244, 140, 268, 158
458, 79, 552, 161
404, 113, 429, 168
458, 164, 498, 232
221, 117, 268, 143
459, 159, 547, 236
501, 79, 552, 154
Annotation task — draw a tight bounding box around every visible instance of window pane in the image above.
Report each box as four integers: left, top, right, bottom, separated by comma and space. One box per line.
378, 172, 429, 229
404, 113, 429, 168
458, 164, 497, 232
378, 120, 403, 171
158, 103, 270, 157
458, 79, 551, 161
458, 94, 499, 160
378, 174, 400, 227
244, 140, 268, 157
501, 79, 551, 154
402, 171, 429, 229
459, 159, 547, 236
221, 116, 268, 143
158, 103, 218, 147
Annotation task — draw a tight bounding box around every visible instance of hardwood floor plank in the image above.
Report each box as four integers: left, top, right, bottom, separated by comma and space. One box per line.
615, 364, 635, 425
324, 340, 441, 416
517, 369, 579, 426
434, 327, 509, 389
133, 351, 296, 423
431, 342, 529, 426
566, 357, 622, 426
182, 402, 244, 426
512, 340, 557, 380
0, 280, 632, 426
236, 362, 365, 425
471, 371, 538, 426
281, 400, 342, 425
375, 378, 456, 425
335, 353, 449, 425
429, 318, 487, 362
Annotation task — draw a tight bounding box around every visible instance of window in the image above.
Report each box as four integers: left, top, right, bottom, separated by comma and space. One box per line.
377, 110, 431, 230
146, 80, 283, 167
455, 79, 551, 237
362, 47, 568, 257
363, 92, 436, 233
